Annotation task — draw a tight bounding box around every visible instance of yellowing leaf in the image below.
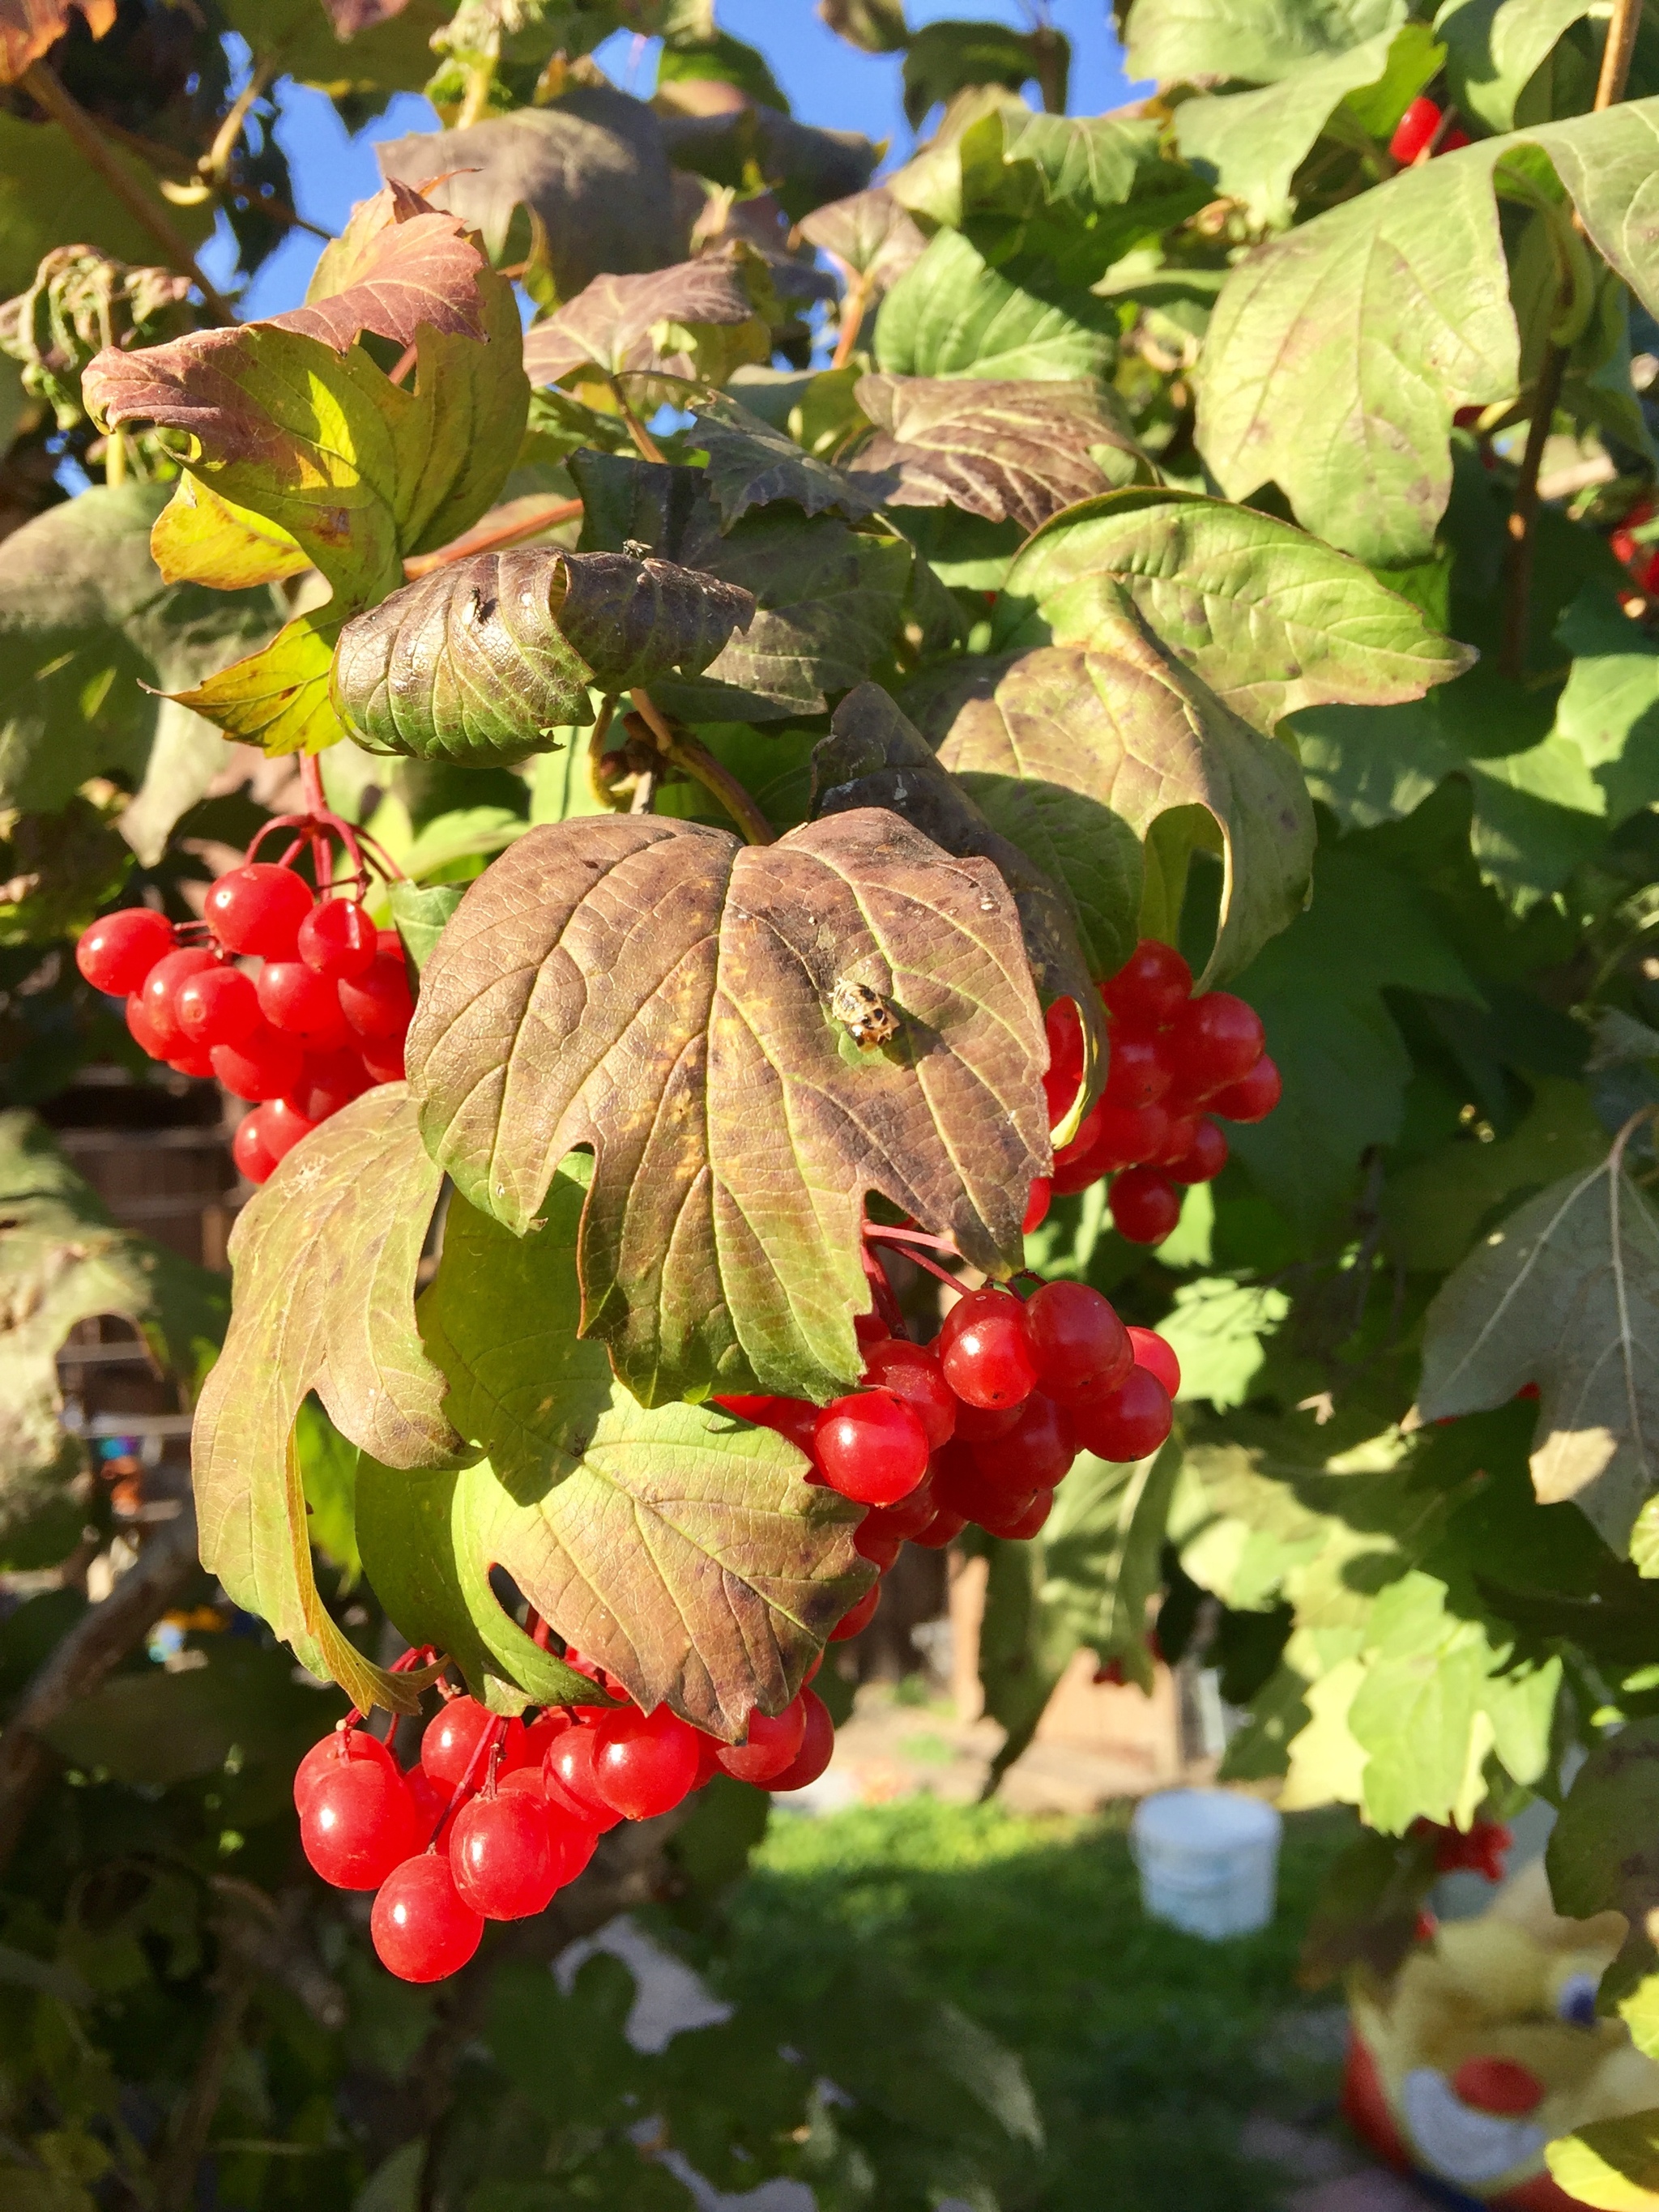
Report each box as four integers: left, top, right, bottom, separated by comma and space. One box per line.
1547, 2116, 1659, 2212
149, 472, 311, 590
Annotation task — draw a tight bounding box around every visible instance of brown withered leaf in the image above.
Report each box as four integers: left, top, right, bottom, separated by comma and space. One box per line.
192, 1086, 467, 1714
0, 0, 114, 85
377, 87, 685, 300
523, 250, 763, 387
847, 373, 1154, 533
407, 809, 1049, 1405
331, 545, 755, 764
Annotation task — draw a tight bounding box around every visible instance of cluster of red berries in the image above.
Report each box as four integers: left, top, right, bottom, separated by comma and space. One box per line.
1036, 940, 1280, 1248
715, 1280, 1181, 1567
298, 1660, 834, 1984
1388, 96, 1469, 163
75, 863, 412, 1186
1412, 1816, 1512, 1883
1612, 497, 1659, 597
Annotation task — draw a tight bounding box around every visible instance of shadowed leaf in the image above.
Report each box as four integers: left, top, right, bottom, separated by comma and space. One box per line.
407, 809, 1048, 1404
0, 0, 113, 83
901, 19, 1067, 127
818, 0, 908, 51
693, 391, 883, 527
1547, 2116, 1659, 2212
331, 547, 754, 764
799, 187, 928, 290
657, 101, 880, 222
522, 250, 767, 388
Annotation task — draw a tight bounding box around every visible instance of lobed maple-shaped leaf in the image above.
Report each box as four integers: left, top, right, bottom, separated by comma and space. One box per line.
377, 87, 685, 300
900, 19, 1068, 128
875, 225, 1120, 384
376, 1168, 869, 1736
407, 809, 1049, 1404
799, 186, 928, 291
192, 1086, 469, 1713
1125, 0, 1401, 87
847, 374, 1153, 534
522, 249, 767, 389
0, 0, 113, 83
1418, 1146, 1659, 1552
331, 546, 755, 764
921, 619, 1315, 987
693, 391, 884, 528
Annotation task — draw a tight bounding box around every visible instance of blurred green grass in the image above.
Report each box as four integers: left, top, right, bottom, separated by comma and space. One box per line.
687, 1794, 1356, 2212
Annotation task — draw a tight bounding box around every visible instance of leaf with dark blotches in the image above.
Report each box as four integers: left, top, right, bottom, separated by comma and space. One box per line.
809, 681, 1106, 1127
407, 810, 1048, 1405
800, 187, 928, 291
376, 86, 685, 300
191, 1086, 468, 1715
331, 547, 755, 765
386, 1169, 869, 1737
522, 249, 769, 390
847, 374, 1153, 533
693, 392, 883, 528
923, 621, 1316, 986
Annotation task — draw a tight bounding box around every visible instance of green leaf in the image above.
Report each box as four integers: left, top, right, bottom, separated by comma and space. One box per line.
407, 811, 1048, 1404
1555, 586, 1659, 824
1437, 0, 1596, 134
0, 1110, 226, 1554
0, 483, 280, 812
692, 391, 884, 528
0, 112, 215, 300
900, 20, 1068, 127
874, 227, 1120, 384
388, 880, 467, 973
392, 1172, 868, 1734
1126, 0, 1405, 84
926, 627, 1316, 986
222, 0, 446, 92
331, 547, 755, 765
1547, 1718, 1659, 1920
190, 1085, 467, 1713
375, 85, 685, 298
521, 251, 770, 389
1198, 100, 1659, 566
657, 101, 880, 222
1418, 1146, 1659, 1549
1158, 1278, 1290, 1410
996, 488, 1473, 734
847, 373, 1153, 532
1222, 847, 1482, 1242
1547, 2116, 1659, 2212
819, 0, 909, 53
1175, 24, 1440, 224
659, 28, 787, 108
1382, 1075, 1610, 1272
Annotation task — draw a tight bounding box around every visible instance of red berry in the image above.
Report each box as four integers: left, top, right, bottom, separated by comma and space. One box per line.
713, 1394, 821, 1461
211, 1024, 304, 1103
813, 1390, 930, 1505
1209, 1054, 1282, 1124
854, 1311, 891, 1352
1023, 1178, 1051, 1233
125, 991, 171, 1061
1389, 94, 1441, 164
932, 1439, 1030, 1517
258, 960, 351, 1047
205, 863, 313, 958
975, 1391, 1075, 1489
232, 1110, 279, 1185
1074, 1365, 1173, 1461
167, 1042, 217, 1080
1167, 1118, 1228, 1185
1126, 1327, 1181, 1400
501, 1708, 573, 1774
1164, 992, 1265, 1099
1043, 996, 1085, 1124
339, 952, 414, 1039
1099, 940, 1191, 1029
76, 907, 175, 994
140, 945, 219, 1058
830, 1579, 881, 1641
1151, 1112, 1201, 1166
768, 1690, 834, 1791
359, 1030, 407, 1084
497, 1767, 596, 1887
1002, 1489, 1055, 1540
292, 1725, 397, 1815
406, 1762, 445, 1843
1024, 1280, 1132, 1400
592, 1705, 702, 1820
911, 1503, 967, 1549
285, 1046, 372, 1123
548, 1726, 623, 1831
450, 1789, 557, 1919
298, 897, 379, 980
855, 1520, 902, 1570
420, 1696, 497, 1795
176, 964, 260, 1049
1053, 1102, 1170, 1193
301, 1759, 422, 1889
1109, 1166, 1182, 1245
717, 1696, 809, 1784
370, 1852, 484, 1983
937, 1287, 1036, 1409
860, 1468, 936, 1543
860, 1340, 957, 1451
1102, 1033, 1171, 1110
951, 1396, 1021, 1442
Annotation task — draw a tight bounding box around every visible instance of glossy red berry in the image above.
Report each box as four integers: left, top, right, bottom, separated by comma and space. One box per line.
339, 952, 414, 1039
769, 1690, 834, 1791
1052, 1102, 1170, 1193
860, 1341, 957, 1451
1127, 1327, 1181, 1400
855, 1311, 891, 1351
1151, 1112, 1201, 1167
450, 1789, 556, 1919
284, 1046, 371, 1123
176, 964, 260, 1049
1074, 1364, 1173, 1462
1109, 1166, 1182, 1245
205, 863, 313, 958
139, 945, 219, 1058
830, 1579, 881, 1641
813, 1390, 930, 1505
1208, 1054, 1282, 1124
1168, 1118, 1228, 1185
1043, 995, 1085, 1124
420, 1696, 497, 1795
1002, 1489, 1055, 1540
975, 1391, 1075, 1489
593, 1705, 702, 1821
911, 1502, 967, 1549
406, 1762, 445, 1843
76, 907, 175, 994
258, 960, 351, 1046
167, 1041, 217, 1080
370, 1853, 484, 1983
292, 1725, 397, 1815
937, 1287, 1037, 1410
1165, 992, 1265, 1098
860, 1468, 936, 1544
1102, 1033, 1171, 1110
855, 1519, 902, 1570
298, 897, 379, 981
232, 1110, 279, 1185
1100, 940, 1191, 1029
301, 1759, 422, 1889
497, 1767, 595, 1886
1024, 1281, 1132, 1401
1023, 1177, 1051, 1233
548, 1726, 623, 1831
717, 1696, 809, 1784
359, 1029, 407, 1084
211, 1024, 304, 1103
951, 1396, 1021, 1443
1389, 94, 1441, 162
125, 991, 171, 1060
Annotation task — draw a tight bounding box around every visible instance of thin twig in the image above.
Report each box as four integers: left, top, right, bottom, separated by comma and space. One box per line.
403, 496, 584, 578
832, 271, 868, 369
629, 693, 775, 845
201, 56, 277, 185
151, 1946, 258, 2212
1595, 0, 1644, 108
21, 64, 236, 325
586, 695, 621, 810
1412, 101, 1462, 164
609, 377, 667, 464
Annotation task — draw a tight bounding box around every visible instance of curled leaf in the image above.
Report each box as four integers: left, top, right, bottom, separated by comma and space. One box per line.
331, 547, 755, 764
522, 249, 768, 389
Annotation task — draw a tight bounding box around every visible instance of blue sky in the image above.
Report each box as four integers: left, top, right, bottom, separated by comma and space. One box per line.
215, 1, 1141, 318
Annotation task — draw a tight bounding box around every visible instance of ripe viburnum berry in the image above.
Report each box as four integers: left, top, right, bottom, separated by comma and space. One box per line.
285, 1046, 372, 1123
75, 907, 175, 995
177, 965, 260, 1050
211, 1025, 304, 1104
339, 952, 414, 1039
1100, 940, 1192, 1029
813, 1389, 930, 1504
591, 1705, 702, 1820
420, 1695, 498, 1794
1023, 1177, 1051, 1233
861, 1340, 957, 1450
717, 1696, 809, 1784
1108, 1166, 1182, 1246
768, 1690, 835, 1791
937, 1286, 1037, 1409
300, 1759, 421, 1889
449, 1789, 557, 1919
974, 1391, 1075, 1488
1101, 1033, 1171, 1110
371, 1853, 484, 1983
292, 1725, 398, 1815
1024, 1280, 1132, 1401
1164, 993, 1265, 1098
1073, 1365, 1173, 1463
1167, 1119, 1228, 1185
205, 863, 313, 958
258, 961, 351, 1046
830, 1580, 882, 1641
1208, 1055, 1282, 1124
1126, 1327, 1181, 1400
298, 897, 379, 980
139, 946, 219, 1059
548, 1726, 622, 1831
